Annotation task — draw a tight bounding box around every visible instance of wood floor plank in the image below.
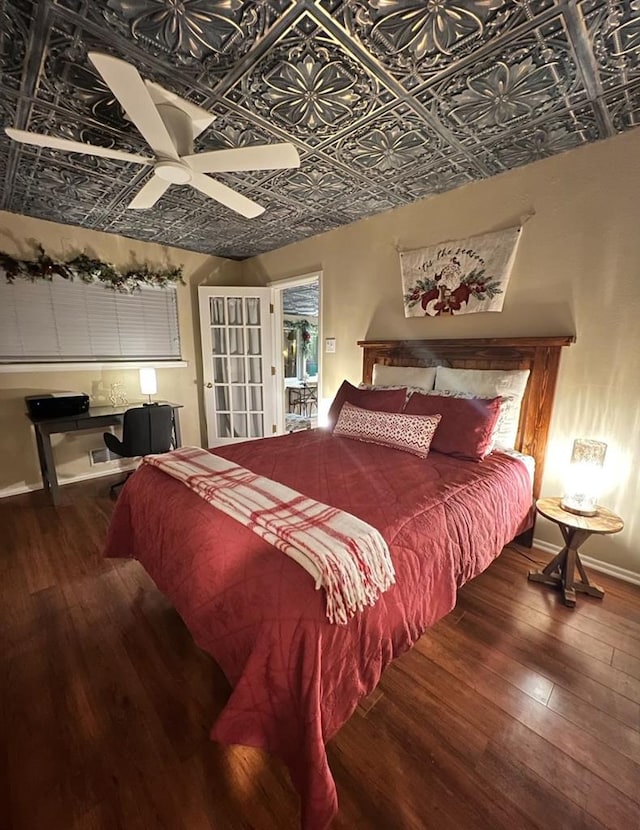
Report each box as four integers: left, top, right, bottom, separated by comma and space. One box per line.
2, 476, 640, 830
418, 627, 640, 806
469, 564, 640, 658
464, 578, 615, 664
452, 594, 640, 719
494, 713, 640, 830
433, 612, 556, 705
394, 649, 640, 830
612, 648, 640, 681
475, 742, 607, 830
334, 692, 536, 830
547, 685, 640, 763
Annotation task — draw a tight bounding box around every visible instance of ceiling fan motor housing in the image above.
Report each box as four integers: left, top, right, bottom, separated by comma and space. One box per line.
154, 160, 192, 184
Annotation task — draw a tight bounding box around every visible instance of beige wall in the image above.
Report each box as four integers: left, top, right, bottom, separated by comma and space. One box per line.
0, 211, 242, 495
243, 128, 640, 577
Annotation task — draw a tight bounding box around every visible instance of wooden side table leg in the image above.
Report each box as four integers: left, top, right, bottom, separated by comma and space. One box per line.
561, 528, 601, 606
528, 545, 567, 588
575, 551, 605, 599
562, 541, 577, 607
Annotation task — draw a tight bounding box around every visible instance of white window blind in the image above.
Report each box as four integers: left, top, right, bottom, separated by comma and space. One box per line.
0, 276, 181, 363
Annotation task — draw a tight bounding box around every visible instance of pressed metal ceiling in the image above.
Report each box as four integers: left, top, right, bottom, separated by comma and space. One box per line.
283, 282, 319, 316
1, 1, 639, 260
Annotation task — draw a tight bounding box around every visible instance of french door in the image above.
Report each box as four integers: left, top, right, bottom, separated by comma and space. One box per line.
198, 287, 275, 446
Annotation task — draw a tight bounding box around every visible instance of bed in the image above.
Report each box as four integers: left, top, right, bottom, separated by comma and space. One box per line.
104, 335, 573, 829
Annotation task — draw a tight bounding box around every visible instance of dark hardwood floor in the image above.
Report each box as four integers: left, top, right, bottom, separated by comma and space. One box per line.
2, 477, 640, 830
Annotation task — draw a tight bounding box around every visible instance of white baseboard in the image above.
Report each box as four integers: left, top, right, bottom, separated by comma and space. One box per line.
533, 537, 640, 587
0, 462, 138, 499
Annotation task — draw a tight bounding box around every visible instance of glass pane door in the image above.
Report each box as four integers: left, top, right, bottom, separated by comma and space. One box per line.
199, 287, 274, 446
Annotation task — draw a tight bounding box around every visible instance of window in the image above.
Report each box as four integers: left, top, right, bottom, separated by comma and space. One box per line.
0, 275, 181, 363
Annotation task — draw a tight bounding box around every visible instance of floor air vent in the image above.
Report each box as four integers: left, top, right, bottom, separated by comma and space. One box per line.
90, 446, 120, 465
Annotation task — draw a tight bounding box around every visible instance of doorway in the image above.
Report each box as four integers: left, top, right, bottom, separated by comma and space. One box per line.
270, 273, 321, 435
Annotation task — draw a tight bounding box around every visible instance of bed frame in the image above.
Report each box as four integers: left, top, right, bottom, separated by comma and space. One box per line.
359, 336, 574, 502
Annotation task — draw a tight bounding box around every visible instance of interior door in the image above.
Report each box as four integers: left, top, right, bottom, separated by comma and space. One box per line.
198, 286, 275, 446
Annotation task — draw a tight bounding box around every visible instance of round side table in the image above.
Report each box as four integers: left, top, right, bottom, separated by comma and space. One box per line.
528, 497, 624, 607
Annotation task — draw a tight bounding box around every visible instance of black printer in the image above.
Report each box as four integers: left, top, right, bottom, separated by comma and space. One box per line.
25, 392, 90, 419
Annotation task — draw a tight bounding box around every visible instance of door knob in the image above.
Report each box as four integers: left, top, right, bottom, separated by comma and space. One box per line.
205, 382, 213, 388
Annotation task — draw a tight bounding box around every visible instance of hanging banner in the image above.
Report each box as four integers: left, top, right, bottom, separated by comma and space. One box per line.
400, 226, 522, 317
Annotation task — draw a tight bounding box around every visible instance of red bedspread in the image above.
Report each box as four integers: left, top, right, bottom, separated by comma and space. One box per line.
103, 429, 532, 829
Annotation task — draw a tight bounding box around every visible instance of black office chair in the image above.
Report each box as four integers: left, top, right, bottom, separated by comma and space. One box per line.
104, 405, 173, 495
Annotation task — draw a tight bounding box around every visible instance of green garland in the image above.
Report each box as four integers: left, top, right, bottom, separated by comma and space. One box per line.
0, 245, 185, 293
285, 319, 317, 357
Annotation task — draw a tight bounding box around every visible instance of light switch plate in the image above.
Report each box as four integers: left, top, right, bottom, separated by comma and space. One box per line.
325, 337, 336, 353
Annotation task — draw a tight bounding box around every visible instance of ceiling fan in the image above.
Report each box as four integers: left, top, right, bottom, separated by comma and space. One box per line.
4, 52, 300, 218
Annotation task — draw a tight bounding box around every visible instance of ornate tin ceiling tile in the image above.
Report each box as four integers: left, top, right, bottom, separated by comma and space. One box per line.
389, 156, 480, 201
336, 190, 403, 221
324, 103, 452, 186
0, 90, 18, 125
604, 80, 640, 130
0, 0, 33, 94
194, 104, 285, 151
316, 0, 556, 90
97, 0, 293, 85
579, 0, 640, 91
223, 11, 392, 147
0, 0, 35, 94
8, 155, 144, 226
421, 14, 585, 145
265, 154, 369, 206
36, 18, 207, 123
485, 103, 602, 168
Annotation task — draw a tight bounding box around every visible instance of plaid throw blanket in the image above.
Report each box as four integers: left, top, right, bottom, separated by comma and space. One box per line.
142, 446, 395, 624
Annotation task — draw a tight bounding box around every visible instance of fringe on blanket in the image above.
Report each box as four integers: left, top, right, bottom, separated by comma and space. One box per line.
142, 447, 395, 624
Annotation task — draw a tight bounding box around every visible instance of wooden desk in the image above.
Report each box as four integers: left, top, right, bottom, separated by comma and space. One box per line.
27, 402, 182, 505
528, 497, 624, 607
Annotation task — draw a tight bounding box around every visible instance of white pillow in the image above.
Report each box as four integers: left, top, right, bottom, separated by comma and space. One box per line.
433, 367, 530, 449
372, 364, 436, 390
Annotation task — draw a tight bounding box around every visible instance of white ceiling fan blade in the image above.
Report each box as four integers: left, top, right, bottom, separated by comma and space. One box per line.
127, 176, 171, 209
144, 80, 215, 139
190, 173, 265, 219
4, 127, 152, 165
88, 52, 178, 160
184, 143, 300, 174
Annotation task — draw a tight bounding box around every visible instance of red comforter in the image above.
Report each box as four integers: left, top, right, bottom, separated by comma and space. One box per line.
104, 429, 532, 829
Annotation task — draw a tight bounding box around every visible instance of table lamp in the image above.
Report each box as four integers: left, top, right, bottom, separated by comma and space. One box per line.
561, 438, 607, 517
139, 367, 157, 405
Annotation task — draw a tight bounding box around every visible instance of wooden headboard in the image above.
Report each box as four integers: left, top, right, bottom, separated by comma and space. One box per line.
358, 336, 574, 500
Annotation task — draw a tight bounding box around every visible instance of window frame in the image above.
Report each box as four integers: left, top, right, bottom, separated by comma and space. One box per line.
0, 359, 188, 374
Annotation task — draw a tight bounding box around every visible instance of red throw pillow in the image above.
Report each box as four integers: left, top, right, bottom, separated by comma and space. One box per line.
403, 392, 502, 461
327, 380, 407, 431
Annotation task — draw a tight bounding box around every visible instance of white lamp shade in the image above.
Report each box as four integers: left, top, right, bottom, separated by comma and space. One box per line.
139, 367, 157, 396
561, 438, 607, 516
